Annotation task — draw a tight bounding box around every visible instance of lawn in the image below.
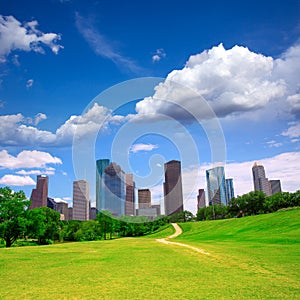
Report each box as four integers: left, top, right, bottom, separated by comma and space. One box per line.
0, 209, 299, 299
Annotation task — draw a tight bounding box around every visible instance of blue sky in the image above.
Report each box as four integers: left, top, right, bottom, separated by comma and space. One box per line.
0, 0, 300, 214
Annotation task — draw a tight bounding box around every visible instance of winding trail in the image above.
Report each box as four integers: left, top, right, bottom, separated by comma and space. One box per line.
156, 223, 210, 255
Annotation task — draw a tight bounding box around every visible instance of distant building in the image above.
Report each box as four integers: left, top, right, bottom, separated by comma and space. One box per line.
68, 207, 73, 220
47, 197, 69, 220
252, 163, 272, 196
225, 178, 235, 204
29, 175, 48, 209
136, 207, 158, 220
138, 189, 151, 209
89, 207, 98, 220
206, 167, 226, 205
197, 189, 206, 211
270, 180, 282, 194
96, 159, 110, 212
73, 180, 89, 221
151, 204, 161, 216
164, 160, 184, 215
103, 162, 126, 216
125, 174, 135, 216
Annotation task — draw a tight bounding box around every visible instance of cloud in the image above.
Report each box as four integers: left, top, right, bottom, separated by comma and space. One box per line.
0, 174, 36, 186
0, 150, 62, 169
266, 140, 283, 148
0, 103, 124, 147
16, 167, 55, 175
136, 43, 300, 121
130, 143, 159, 153
152, 48, 166, 62
26, 79, 34, 88
75, 13, 141, 73
0, 15, 63, 62
282, 121, 300, 138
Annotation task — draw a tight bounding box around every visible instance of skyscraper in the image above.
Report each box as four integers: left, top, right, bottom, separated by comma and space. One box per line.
73, 180, 89, 221
29, 175, 48, 209
225, 178, 235, 204
270, 180, 282, 194
197, 189, 206, 211
206, 166, 226, 205
125, 174, 135, 216
164, 160, 183, 215
96, 159, 110, 212
252, 162, 272, 196
138, 189, 151, 209
103, 162, 126, 216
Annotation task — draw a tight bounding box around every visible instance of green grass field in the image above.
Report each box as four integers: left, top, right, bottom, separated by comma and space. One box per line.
0, 209, 299, 299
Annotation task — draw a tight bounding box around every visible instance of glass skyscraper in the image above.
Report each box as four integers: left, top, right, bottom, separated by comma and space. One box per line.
96, 159, 110, 212
225, 178, 235, 204
103, 162, 126, 216
206, 166, 226, 205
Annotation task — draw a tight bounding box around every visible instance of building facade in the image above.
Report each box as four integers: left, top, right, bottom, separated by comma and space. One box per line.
197, 189, 206, 211
103, 162, 126, 216
73, 180, 89, 221
29, 175, 48, 209
252, 162, 272, 196
96, 159, 110, 212
125, 174, 135, 216
164, 160, 184, 215
270, 180, 282, 194
225, 178, 235, 204
206, 166, 226, 205
138, 188, 151, 209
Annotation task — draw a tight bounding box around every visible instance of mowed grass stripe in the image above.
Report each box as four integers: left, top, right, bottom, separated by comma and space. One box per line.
0, 209, 299, 299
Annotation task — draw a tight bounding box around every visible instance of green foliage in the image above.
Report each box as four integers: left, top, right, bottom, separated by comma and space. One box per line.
196, 190, 300, 222
26, 207, 61, 244
168, 210, 195, 222
0, 187, 30, 247
197, 204, 228, 221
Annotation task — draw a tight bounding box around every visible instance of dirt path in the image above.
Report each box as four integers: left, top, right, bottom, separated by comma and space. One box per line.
156, 223, 210, 255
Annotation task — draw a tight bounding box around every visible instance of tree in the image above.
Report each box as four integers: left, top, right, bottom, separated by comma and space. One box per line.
26, 207, 60, 244
0, 187, 30, 247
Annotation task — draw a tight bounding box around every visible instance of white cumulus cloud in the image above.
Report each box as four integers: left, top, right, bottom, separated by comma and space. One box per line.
0, 103, 125, 147
0, 15, 63, 62
0, 150, 62, 169
0, 174, 36, 186
136, 43, 300, 121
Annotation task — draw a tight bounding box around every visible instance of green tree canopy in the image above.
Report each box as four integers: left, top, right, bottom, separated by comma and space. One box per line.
0, 187, 30, 247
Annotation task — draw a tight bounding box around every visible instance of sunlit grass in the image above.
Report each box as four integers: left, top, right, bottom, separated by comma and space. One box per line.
0, 209, 299, 299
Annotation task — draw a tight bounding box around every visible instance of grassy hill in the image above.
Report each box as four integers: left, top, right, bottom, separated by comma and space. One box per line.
0, 209, 299, 299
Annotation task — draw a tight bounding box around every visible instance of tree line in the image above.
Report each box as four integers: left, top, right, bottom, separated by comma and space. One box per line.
196, 190, 300, 221
0, 186, 168, 248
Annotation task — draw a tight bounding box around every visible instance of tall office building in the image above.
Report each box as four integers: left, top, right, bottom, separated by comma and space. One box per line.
206, 166, 226, 205
29, 175, 48, 209
270, 180, 282, 194
225, 178, 235, 204
103, 162, 126, 216
138, 189, 151, 209
197, 189, 206, 211
96, 159, 110, 212
164, 160, 184, 215
125, 174, 135, 216
252, 162, 272, 196
73, 180, 89, 221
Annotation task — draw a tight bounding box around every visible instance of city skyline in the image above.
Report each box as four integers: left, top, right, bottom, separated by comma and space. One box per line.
0, 1, 299, 215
